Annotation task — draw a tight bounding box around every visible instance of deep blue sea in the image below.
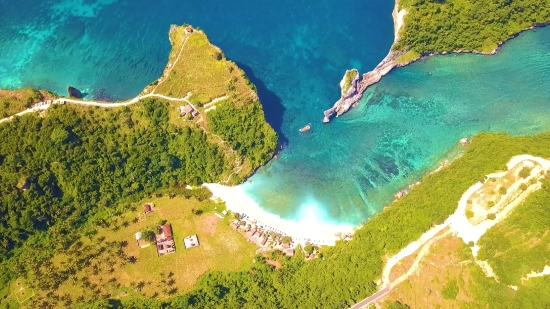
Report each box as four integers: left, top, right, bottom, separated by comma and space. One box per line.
1, 0, 549, 227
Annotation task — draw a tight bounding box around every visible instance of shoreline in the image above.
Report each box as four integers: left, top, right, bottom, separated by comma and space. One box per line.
323, 0, 550, 122
203, 183, 356, 247
322, 1, 407, 122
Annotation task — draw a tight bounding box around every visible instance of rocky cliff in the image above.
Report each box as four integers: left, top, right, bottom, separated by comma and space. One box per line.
323, 52, 400, 123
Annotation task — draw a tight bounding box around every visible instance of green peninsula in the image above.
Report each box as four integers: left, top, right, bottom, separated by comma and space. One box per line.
0, 25, 276, 306
395, 0, 550, 60
324, 0, 550, 120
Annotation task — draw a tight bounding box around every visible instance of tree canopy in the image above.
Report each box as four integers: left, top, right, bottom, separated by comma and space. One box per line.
394, 0, 550, 54
30, 130, 550, 309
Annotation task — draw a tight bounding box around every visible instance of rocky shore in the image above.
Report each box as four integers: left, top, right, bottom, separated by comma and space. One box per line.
323, 52, 403, 123
322, 0, 550, 123
322, 0, 407, 123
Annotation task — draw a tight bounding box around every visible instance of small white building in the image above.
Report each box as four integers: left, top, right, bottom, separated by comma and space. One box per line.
183, 235, 200, 249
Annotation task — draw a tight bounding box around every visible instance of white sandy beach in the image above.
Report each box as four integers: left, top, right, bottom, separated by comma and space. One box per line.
204, 183, 356, 246
392, 0, 407, 43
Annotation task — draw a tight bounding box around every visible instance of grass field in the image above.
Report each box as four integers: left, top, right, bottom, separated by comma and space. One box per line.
24, 196, 256, 307
152, 26, 256, 107
0, 278, 35, 308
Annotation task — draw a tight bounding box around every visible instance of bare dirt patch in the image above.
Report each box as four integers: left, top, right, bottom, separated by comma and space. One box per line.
265, 259, 281, 269
198, 215, 218, 236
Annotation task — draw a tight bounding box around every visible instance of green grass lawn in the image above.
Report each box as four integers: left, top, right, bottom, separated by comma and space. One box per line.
29, 196, 256, 306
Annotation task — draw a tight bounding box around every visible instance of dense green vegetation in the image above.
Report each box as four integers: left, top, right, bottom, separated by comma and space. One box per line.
0, 99, 233, 284
40, 131, 550, 308
466, 264, 550, 308
207, 100, 277, 168
394, 0, 550, 54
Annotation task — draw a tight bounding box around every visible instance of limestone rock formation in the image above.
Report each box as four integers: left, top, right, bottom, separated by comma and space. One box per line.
67, 86, 83, 99
323, 52, 401, 123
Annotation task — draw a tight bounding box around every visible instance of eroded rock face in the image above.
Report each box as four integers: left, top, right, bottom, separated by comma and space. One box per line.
323, 52, 400, 123
323, 68, 361, 123
67, 86, 83, 98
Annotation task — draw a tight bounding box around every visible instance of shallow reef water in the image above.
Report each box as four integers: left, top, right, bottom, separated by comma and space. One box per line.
1, 0, 549, 226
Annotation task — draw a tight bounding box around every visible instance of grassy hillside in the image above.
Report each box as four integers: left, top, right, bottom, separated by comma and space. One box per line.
383, 177, 550, 308
144, 25, 277, 181
0, 88, 57, 117
394, 0, 550, 55
150, 27, 257, 107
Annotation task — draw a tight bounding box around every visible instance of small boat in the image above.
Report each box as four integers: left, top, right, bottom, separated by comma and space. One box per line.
299, 124, 311, 133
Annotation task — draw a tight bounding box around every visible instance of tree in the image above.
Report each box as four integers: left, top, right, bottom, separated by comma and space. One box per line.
442, 279, 459, 300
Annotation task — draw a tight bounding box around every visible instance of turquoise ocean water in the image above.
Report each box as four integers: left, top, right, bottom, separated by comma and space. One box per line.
1, 0, 549, 226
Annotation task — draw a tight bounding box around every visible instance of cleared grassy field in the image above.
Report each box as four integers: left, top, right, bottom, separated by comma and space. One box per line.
152, 27, 256, 107
27, 196, 256, 307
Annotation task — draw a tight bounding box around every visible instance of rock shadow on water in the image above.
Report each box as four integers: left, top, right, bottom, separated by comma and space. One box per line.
235, 61, 288, 145
374, 155, 400, 177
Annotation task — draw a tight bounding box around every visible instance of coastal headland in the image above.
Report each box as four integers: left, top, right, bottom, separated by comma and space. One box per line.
323, 0, 550, 122
0, 23, 356, 249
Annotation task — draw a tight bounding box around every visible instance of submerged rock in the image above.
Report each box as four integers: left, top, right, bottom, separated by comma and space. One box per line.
67, 86, 83, 98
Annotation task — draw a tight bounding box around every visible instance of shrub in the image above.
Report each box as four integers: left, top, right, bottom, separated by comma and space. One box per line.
519, 183, 528, 190
487, 213, 496, 220
519, 167, 531, 179
499, 186, 507, 195
142, 229, 156, 242
442, 279, 459, 300
466, 209, 474, 219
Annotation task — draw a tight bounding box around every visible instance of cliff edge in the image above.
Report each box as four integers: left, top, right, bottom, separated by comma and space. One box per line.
323, 2, 407, 123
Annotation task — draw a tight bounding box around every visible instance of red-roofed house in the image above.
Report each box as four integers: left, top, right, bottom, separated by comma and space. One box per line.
155, 224, 175, 256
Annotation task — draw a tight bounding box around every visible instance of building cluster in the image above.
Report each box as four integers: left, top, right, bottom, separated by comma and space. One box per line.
136, 203, 201, 257
32, 99, 65, 109
231, 218, 295, 256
